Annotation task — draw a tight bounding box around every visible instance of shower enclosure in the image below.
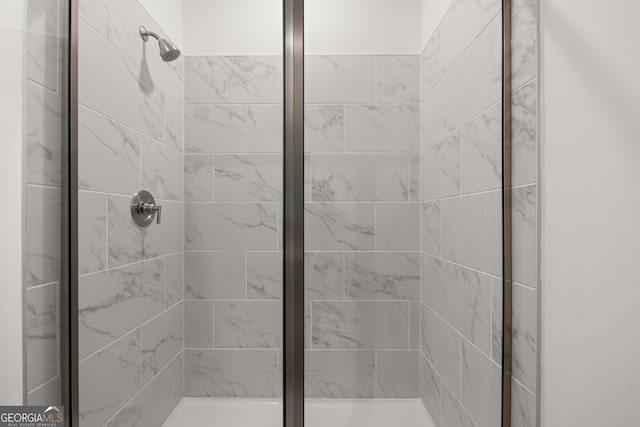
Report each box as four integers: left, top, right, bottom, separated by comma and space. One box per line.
0, 0, 543, 426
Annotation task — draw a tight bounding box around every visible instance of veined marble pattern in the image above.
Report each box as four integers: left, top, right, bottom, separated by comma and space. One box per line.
419, 354, 442, 423
421, 131, 461, 201
304, 203, 375, 251
184, 154, 214, 202
27, 0, 59, 36
79, 331, 140, 427
214, 301, 282, 349
375, 204, 420, 251
420, 24, 446, 100
409, 152, 420, 201
165, 253, 184, 308
304, 105, 345, 153
78, 105, 140, 195
410, 301, 421, 350
185, 56, 280, 104
165, 94, 184, 151
78, 258, 165, 359
376, 56, 419, 103
185, 300, 214, 349
512, 0, 537, 90
490, 16, 503, 104
461, 340, 501, 427
78, 191, 107, 275
421, 201, 442, 256
421, 306, 461, 397
184, 251, 245, 300
426, 256, 492, 354
512, 284, 537, 392
214, 154, 282, 202
27, 33, 59, 92
312, 301, 409, 349
25, 186, 61, 287
376, 351, 419, 398
26, 284, 58, 391
345, 252, 420, 301
26, 81, 62, 187
184, 104, 246, 153
491, 277, 503, 365
461, 102, 502, 194
107, 194, 143, 267
185, 203, 278, 251
513, 185, 537, 288
247, 105, 283, 153
79, 0, 107, 37
305, 252, 344, 300
141, 200, 184, 259
345, 104, 419, 152
140, 303, 183, 385
305, 56, 375, 104
305, 350, 375, 398
512, 379, 536, 427
184, 350, 278, 398
141, 137, 184, 202
247, 252, 283, 300
441, 383, 475, 427
311, 154, 409, 202
512, 80, 537, 186
27, 376, 61, 406
107, 354, 183, 427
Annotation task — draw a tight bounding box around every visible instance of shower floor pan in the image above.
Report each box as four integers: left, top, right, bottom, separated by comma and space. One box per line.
163, 398, 435, 427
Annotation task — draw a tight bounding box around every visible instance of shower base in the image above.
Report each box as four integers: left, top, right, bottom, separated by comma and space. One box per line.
163, 398, 435, 427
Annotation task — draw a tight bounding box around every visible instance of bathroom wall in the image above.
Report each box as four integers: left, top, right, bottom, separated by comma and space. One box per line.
77, 0, 185, 425
0, 0, 25, 405
23, 0, 67, 406
418, 0, 539, 426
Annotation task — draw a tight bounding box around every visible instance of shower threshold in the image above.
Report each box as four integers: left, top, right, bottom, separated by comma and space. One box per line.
162, 398, 435, 427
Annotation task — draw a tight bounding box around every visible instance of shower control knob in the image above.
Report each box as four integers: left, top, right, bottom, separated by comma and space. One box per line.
130, 190, 162, 227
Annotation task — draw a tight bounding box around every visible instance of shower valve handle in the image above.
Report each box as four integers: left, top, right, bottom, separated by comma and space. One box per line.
130, 190, 162, 227
138, 202, 162, 224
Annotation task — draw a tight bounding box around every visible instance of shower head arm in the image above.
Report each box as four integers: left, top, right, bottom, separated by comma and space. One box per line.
139, 26, 160, 42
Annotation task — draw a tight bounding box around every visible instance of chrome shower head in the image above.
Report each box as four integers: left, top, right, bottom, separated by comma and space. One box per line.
139, 25, 181, 62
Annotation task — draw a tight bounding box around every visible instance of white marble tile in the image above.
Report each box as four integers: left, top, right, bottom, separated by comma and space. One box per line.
305, 350, 374, 398
27, 33, 59, 92
247, 104, 283, 153
423, 28, 491, 146
512, 379, 536, 427
375, 203, 420, 251
491, 277, 503, 365
421, 201, 442, 257
426, 256, 492, 354
27, 376, 61, 406
185, 203, 278, 251
78, 258, 164, 358
376, 351, 419, 398
410, 300, 420, 350
513, 185, 537, 288
345, 252, 420, 300
409, 152, 420, 202
79, 0, 107, 37
214, 301, 282, 349
345, 105, 419, 152
461, 103, 502, 193
141, 136, 184, 202
512, 0, 537, 90
184, 154, 214, 202
512, 80, 537, 186
461, 339, 501, 427
140, 303, 183, 385
27, 0, 59, 36
441, 382, 475, 427
79, 331, 140, 427
421, 305, 461, 397
78, 105, 140, 194
142, 199, 184, 259
304, 203, 375, 251
441, 191, 502, 276
25, 283, 58, 391
78, 191, 106, 275
421, 130, 461, 201
490, 15, 503, 104
214, 154, 282, 202
184, 104, 246, 153
419, 354, 441, 423
184, 252, 246, 299
376, 56, 419, 103
165, 94, 184, 151
166, 252, 184, 308
304, 252, 344, 300
79, 20, 165, 141
247, 252, 283, 300
420, 21, 447, 100
26, 81, 62, 187
107, 353, 182, 427
304, 105, 344, 153
185, 300, 214, 349
512, 284, 537, 392
305, 56, 375, 104
107, 194, 143, 267
311, 154, 409, 202
185, 56, 279, 104
25, 186, 61, 287
184, 349, 278, 397
448, 0, 501, 66
312, 301, 409, 349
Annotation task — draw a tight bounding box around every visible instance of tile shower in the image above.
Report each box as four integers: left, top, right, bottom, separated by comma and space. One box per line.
4, 0, 542, 425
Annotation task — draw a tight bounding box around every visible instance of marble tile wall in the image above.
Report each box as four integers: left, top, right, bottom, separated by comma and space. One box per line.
23, 0, 66, 406
418, 0, 538, 426
77, 0, 184, 425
